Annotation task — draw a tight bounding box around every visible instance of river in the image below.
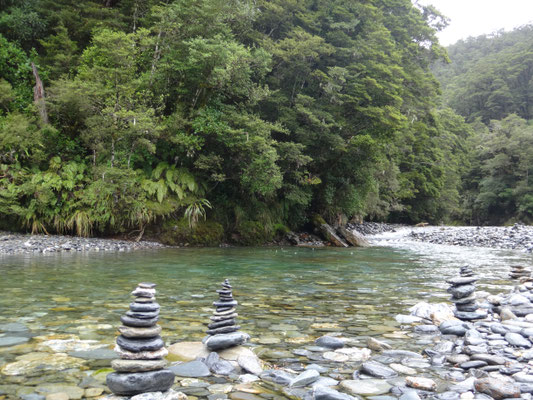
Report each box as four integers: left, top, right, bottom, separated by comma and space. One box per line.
0, 238, 532, 397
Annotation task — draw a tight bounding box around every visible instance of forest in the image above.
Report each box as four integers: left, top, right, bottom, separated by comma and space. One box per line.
0, 0, 531, 244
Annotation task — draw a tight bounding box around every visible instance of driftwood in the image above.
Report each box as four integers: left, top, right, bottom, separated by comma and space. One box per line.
31, 62, 48, 124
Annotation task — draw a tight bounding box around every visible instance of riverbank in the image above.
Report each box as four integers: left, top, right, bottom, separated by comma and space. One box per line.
0, 231, 166, 255
407, 224, 533, 253
1, 223, 532, 254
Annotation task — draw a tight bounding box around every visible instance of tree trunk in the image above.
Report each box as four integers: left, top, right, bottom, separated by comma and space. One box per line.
31, 62, 48, 124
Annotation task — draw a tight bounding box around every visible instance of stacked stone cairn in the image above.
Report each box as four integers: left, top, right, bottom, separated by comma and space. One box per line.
204, 279, 250, 351
510, 265, 531, 280
447, 266, 487, 321
107, 283, 174, 396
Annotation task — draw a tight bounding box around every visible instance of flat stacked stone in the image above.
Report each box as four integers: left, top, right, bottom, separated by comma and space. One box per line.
510, 265, 531, 280
204, 279, 250, 351
107, 283, 174, 396
447, 267, 487, 321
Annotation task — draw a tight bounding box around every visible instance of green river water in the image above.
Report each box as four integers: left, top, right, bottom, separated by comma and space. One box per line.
0, 242, 532, 396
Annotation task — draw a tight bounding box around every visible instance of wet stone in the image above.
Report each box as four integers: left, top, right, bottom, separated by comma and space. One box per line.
474, 377, 521, 400
118, 325, 162, 339
111, 359, 168, 372
315, 336, 344, 349
505, 332, 531, 347
116, 335, 164, 353
170, 360, 211, 377
361, 361, 397, 379
106, 370, 175, 396
129, 302, 160, 312
120, 315, 159, 327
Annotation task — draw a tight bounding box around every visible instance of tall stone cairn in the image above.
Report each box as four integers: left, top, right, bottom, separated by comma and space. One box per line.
204, 279, 250, 351
447, 266, 487, 321
107, 283, 174, 396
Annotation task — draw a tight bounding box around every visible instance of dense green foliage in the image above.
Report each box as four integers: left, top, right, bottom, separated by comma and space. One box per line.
0, 0, 487, 240
434, 27, 533, 225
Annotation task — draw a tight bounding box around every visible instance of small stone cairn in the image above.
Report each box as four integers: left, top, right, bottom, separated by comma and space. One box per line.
107, 283, 174, 396
204, 279, 249, 351
510, 265, 531, 280
447, 266, 486, 320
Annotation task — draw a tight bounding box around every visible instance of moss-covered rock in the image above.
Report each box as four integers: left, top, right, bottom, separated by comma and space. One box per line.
158, 218, 224, 246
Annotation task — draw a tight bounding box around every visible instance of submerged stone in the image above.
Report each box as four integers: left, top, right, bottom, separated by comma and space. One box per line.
106, 370, 175, 396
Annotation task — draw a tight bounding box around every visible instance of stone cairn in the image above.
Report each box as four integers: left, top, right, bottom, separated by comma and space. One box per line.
107, 283, 174, 396
447, 266, 486, 321
510, 265, 531, 280
204, 279, 250, 351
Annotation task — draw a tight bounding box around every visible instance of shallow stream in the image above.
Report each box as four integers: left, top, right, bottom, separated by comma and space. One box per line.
0, 240, 532, 396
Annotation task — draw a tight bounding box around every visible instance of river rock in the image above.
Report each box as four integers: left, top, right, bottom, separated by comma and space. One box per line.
474, 377, 521, 399
260, 369, 295, 386
0, 336, 30, 347
106, 370, 175, 396
116, 335, 164, 353
319, 224, 349, 247
118, 325, 162, 339
315, 336, 344, 349
169, 360, 211, 377
505, 332, 531, 347
361, 361, 397, 379
405, 376, 436, 391
314, 386, 357, 400
120, 315, 159, 327
114, 345, 168, 360
340, 379, 392, 396
204, 332, 250, 351
111, 359, 168, 372
290, 369, 320, 387
237, 355, 262, 375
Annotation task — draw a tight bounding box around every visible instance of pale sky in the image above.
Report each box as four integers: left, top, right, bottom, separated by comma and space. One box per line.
415, 0, 533, 46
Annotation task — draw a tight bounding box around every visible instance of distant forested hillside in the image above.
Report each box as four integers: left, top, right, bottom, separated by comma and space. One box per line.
433, 26, 533, 225
0, 0, 511, 243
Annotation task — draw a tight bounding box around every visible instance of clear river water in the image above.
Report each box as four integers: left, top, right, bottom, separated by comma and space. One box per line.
0, 234, 532, 396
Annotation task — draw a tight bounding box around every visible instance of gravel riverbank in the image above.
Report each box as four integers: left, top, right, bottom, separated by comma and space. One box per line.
0, 231, 166, 255
408, 225, 533, 253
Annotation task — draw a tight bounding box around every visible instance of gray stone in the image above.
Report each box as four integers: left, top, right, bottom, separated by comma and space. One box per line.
237, 355, 262, 375
447, 277, 477, 285
505, 332, 531, 347
414, 325, 439, 334
204, 332, 250, 351
448, 285, 476, 299
340, 379, 392, 396
116, 335, 164, 353
470, 354, 507, 365
474, 377, 521, 400
290, 369, 320, 387
118, 325, 162, 339
0, 336, 30, 347
399, 390, 421, 400
314, 386, 357, 400
69, 348, 117, 360
315, 336, 344, 349
260, 369, 295, 386
0, 322, 29, 332
311, 377, 339, 389
120, 315, 159, 327
361, 361, 397, 379
20, 395, 45, 400
169, 360, 211, 377
460, 360, 487, 369
129, 302, 160, 312
106, 370, 175, 396
439, 320, 467, 336
111, 359, 167, 372
306, 364, 329, 373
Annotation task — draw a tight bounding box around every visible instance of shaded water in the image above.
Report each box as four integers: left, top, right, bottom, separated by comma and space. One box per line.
0, 244, 531, 392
